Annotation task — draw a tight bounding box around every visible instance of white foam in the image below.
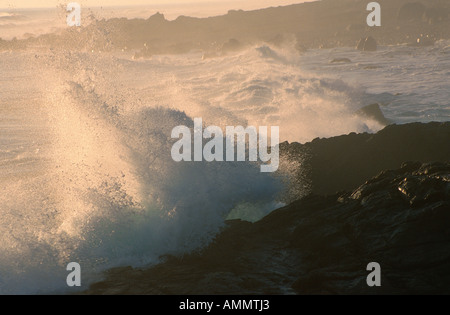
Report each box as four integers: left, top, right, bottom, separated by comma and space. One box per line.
1, 37, 449, 294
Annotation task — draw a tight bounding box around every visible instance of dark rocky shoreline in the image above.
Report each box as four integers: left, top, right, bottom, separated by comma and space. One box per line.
1, 0, 450, 55
281, 122, 450, 197
83, 122, 450, 295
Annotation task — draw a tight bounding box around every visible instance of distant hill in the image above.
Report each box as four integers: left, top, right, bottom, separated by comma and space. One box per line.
1, 0, 449, 54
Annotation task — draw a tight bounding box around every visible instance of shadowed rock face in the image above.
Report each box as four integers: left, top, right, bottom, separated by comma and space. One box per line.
281, 122, 450, 196
84, 161, 450, 295
291, 161, 450, 295
84, 123, 450, 295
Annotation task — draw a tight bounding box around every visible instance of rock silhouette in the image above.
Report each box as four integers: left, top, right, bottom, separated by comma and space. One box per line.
355, 103, 392, 126
2, 0, 449, 54
84, 161, 450, 295
281, 122, 450, 196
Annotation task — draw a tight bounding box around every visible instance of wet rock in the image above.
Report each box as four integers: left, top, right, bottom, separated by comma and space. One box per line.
84, 122, 450, 295
355, 103, 391, 126
281, 122, 450, 196
147, 12, 166, 23
84, 162, 450, 295
357, 36, 377, 51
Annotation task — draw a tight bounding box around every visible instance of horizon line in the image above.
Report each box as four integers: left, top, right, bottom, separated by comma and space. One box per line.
0, 0, 317, 11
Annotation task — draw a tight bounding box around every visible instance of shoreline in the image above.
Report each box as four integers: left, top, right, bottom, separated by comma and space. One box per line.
82, 121, 450, 295
1, 0, 449, 295
1, 0, 450, 54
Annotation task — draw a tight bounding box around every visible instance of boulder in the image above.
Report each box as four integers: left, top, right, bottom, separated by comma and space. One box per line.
355, 103, 391, 126
357, 36, 377, 51
83, 123, 450, 295
281, 122, 450, 196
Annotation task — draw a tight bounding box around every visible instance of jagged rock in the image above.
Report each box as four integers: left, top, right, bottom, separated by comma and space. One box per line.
2, 0, 450, 53
281, 122, 450, 196
356, 38, 365, 50
84, 162, 450, 295
147, 12, 166, 23
355, 103, 391, 126
83, 123, 450, 295
363, 36, 377, 51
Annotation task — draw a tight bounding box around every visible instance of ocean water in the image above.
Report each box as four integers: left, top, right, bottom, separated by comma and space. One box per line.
299, 41, 450, 125
1, 10, 450, 294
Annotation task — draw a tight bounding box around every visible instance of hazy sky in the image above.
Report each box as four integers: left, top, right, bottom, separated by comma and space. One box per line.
1, 0, 316, 9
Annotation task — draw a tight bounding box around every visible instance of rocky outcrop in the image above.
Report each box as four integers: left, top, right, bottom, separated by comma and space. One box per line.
291, 161, 450, 294
83, 122, 450, 295
2, 0, 450, 54
84, 161, 450, 295
281, 122, 450, 196
355, 103, 391, 126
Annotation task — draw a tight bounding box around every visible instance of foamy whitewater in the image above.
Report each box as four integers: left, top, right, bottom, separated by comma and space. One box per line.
1, 11, 450, 293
